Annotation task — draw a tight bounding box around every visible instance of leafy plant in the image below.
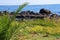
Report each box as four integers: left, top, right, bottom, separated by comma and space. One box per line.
0, 3, 28, 40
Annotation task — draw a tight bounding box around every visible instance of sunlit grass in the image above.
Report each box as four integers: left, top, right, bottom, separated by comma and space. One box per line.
0, 15, 60, 40
0, 3, 28, 40
0, 2, 60, 40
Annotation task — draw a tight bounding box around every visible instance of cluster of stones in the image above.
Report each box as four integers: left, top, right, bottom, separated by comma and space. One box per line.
0, 8, 60, 20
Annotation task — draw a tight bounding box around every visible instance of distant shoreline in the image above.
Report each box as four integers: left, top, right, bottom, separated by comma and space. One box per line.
0, 8, 60, 21
0, 4, 60, 15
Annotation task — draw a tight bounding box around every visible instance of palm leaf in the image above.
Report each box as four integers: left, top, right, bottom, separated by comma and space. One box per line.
15, 2, 28, 13
11, 2, 28, 21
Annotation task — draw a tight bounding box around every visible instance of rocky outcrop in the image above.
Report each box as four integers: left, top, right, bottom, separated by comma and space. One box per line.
39, 8, 52, 15
50, 14, 59, 19
15, 9, 60, 19
0, 8, 60, 20
0, 11, 2, 16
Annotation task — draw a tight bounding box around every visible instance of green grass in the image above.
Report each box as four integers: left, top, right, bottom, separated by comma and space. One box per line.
0, 15, 60, 40
0, 3, 28, 40
0, 2, 60, 40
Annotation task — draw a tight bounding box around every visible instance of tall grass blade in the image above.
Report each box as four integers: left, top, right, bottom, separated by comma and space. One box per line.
5, 3, 28, 40
13, 3, 28, 19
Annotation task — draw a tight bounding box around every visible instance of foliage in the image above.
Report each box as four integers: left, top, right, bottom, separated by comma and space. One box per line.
0, 2, 60, 40
0, 3, 28, 40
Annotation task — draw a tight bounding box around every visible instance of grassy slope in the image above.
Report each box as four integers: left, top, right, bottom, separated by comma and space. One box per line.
0, 15, 60, 40
0, 3, 60, 40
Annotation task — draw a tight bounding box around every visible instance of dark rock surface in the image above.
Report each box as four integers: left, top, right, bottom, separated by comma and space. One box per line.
0, 8, 60, 20
39, 8, 52, 15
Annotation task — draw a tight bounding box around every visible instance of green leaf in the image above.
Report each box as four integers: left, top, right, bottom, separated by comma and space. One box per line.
14, 2, 28, 17
11, 2, 28, 21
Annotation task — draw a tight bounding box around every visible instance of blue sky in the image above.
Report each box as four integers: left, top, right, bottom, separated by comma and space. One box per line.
0, 0, 60, 5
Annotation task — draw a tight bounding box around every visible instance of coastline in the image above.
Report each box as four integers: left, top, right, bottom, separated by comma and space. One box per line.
0, 8, 60, 20
0, 4, 60, 15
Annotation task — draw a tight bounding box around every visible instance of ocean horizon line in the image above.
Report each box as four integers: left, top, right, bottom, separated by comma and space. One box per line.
0, 4, 60, 15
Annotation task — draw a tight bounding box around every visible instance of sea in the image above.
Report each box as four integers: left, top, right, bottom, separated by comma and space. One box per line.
0, 4, 60, 15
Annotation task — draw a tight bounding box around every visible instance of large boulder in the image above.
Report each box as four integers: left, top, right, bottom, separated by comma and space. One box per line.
10, 11, 15, 15
3, 11, 9, 15
0, 11, 2, 16
50, 14, 59, 19
39, 8, 52, 15
50, 14, 57, 17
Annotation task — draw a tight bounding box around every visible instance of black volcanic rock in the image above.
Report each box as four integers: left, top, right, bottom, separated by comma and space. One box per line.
50, 14, 57, 17
10, 11, 15, 15
0, 11, 2, 16
39, 8, 52, 15
3, 11, 9, 15
0, 8, 59, 20
50, 14, 59, 19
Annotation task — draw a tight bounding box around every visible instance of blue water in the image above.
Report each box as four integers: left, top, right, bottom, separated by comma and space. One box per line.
0, 4, 60, 15
0, 5, 19, 12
